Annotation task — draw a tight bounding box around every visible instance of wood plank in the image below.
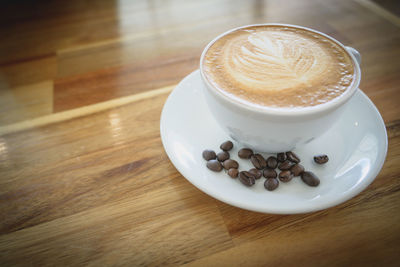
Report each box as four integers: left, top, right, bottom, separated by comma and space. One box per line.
0, 0, 250, 65
387, 119, 400, 139
0, 81, 53, 125
0, 55, 56, 88
0, 85, 174, 135
360, 0, 400, 25
186, 187, 400, 266
0, 182, 233, 266
53, 56, 197, 112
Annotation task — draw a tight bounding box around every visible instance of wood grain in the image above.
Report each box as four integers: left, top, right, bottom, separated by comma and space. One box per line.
54, 54, 197, 112
0, 85, 173, 135
0, 81, 53, 125
0, 179, 233, 266
1, 0, 400, 266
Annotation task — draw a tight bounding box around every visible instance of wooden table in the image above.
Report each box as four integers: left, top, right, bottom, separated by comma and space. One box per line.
1, 0, 400, 266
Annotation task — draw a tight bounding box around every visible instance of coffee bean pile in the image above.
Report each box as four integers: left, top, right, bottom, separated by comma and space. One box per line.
203, 141, 240, 177
203, 140, 329, 191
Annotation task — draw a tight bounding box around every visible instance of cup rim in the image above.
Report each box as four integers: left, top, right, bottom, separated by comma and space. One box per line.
199, 23, 361, 117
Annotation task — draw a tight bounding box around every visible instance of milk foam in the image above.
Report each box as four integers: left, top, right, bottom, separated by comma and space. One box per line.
202, 26, 355, 108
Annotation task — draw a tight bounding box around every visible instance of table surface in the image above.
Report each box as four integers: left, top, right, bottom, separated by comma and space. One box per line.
1, 0, 400, 266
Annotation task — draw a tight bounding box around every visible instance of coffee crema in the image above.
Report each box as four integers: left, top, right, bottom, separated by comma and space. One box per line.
202, 25, 356, 108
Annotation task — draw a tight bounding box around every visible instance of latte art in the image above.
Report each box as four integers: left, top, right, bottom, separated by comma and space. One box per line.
202, 25, 355, 108
229, 32, 321, 89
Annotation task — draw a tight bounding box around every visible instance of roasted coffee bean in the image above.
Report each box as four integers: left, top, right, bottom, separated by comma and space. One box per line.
202, 150, 216, 161
301, 171, 320, 187
220, 141, 233, 151
206, 160, 222, 172
278, 160, 292, 170
228, 168, 239, 178
239, 171, 256, 186
286, 151, 300, 163
238, 148, 253, 159
279, 170, 293, 182
223, 159, 239, 170
217, 151, 230, 162
250, 154, 267, 169
263, 168, 277, 178
266, 156, 278, 169
249, 168, 262, 179
314, 154, 329, 164
290, 164, 305, 176
264, 178, 279, 191
277, 152, 287, 162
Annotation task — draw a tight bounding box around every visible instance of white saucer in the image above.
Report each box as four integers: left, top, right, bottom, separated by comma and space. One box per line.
160, 70, 388, 214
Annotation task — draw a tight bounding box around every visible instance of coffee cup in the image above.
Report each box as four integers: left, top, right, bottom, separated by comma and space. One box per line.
200, 24, 361, 152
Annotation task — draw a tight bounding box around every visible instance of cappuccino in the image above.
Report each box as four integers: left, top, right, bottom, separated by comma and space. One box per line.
202, 25, 356, 108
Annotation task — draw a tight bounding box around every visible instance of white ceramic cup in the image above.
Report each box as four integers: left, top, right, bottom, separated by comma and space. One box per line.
200, 24, 361, 152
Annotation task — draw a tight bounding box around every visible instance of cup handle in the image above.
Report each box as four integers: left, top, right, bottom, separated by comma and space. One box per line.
345, 46, 361, 65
